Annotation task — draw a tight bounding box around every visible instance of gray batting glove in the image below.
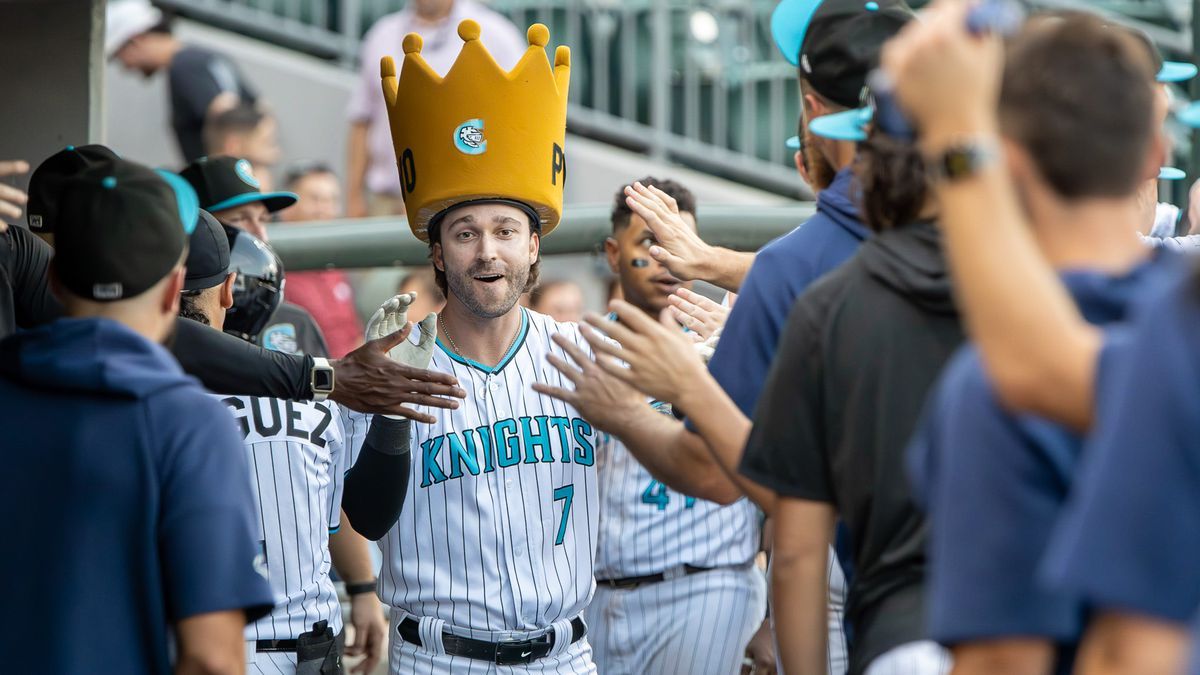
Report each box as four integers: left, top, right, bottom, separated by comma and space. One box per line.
365, 293, 438, 372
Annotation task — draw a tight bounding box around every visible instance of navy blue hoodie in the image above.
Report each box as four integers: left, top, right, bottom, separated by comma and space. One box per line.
702, 166, 870, 424
0, 317, 274, 674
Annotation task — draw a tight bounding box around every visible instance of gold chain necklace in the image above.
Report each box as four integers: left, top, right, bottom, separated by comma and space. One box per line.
439, 312, 522, 367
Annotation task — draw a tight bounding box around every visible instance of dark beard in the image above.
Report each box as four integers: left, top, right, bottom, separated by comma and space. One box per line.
804, 126, 839, 191
444, 261, 529, 319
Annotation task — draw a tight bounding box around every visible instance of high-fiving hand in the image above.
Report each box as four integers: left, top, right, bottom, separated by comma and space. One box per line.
365, 293, 438, 372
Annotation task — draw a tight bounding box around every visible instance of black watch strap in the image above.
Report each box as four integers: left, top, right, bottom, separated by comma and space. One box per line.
346, 580, 377, 596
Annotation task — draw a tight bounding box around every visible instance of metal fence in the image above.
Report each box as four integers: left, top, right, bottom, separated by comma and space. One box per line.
157, 0, 805, 196
156, 0, 1198, 197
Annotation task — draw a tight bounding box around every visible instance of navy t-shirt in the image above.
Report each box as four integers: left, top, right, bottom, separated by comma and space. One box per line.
908, 263, 1164, 671
0, 318, 275, 674
1041, 260, 1200, 624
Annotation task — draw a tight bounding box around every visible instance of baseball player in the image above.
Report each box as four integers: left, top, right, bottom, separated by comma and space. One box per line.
584, 176, 767, 675
181, 215, 417, 673
347, 19, 600, 673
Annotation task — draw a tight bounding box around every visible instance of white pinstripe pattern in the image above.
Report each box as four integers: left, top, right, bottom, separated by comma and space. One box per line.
584, 565, 767, 675
593, 432, 761, 577
216, 395, 345, 643
862, 641, 952, 675
347, 310, 601, 673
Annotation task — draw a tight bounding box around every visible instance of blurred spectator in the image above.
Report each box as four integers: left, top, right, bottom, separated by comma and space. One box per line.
529, 279, 585, 323
397, 268, 446, 322
204, 104, 282, 191
107, 0, 258, 162
277, 162, 365, 358
345, 0, 525, 217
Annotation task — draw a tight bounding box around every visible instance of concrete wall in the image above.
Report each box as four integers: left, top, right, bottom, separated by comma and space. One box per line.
0, 0, 105, 219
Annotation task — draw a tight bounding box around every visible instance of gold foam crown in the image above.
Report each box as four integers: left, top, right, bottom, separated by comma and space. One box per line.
381, 20, 571, 242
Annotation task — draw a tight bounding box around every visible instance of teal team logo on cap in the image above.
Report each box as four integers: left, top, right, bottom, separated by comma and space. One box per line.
454, 119, 487, 156
234, 159, 261, 188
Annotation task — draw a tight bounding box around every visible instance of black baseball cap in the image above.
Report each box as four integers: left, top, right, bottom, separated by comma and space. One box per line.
179, 156, 297, 214
53, 158, 199, 302
772, 0, 914, 108
184, 210, 231, 291
27, 144, 121, 233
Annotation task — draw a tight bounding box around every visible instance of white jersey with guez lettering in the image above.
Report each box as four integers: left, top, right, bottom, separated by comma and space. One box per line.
347, 308, 601, 633
216, 395, 347, 641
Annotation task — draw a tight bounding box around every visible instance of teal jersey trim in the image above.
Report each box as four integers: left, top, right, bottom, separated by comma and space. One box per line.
436, 308, 530, 375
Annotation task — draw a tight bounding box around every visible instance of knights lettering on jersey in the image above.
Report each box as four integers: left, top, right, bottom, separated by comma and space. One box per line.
419, 416, 595, 488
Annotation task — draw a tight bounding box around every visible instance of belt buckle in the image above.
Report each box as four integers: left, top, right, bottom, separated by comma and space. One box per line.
495, 636, 547, 666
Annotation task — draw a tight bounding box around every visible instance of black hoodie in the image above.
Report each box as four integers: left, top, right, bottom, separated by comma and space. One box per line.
741, 221, 964, 674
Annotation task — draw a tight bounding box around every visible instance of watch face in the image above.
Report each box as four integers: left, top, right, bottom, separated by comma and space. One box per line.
313, 368, 334, 392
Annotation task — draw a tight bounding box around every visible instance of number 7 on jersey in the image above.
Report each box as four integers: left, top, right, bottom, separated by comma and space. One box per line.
552, 484, 573, 546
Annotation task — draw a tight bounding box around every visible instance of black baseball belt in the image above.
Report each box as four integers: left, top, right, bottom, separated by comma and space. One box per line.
397, 616, 586, 665
596, 563, 714, 590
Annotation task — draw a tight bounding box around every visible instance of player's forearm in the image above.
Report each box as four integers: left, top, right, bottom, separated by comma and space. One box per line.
611, 405, 743, 504
342, 416, 412, 540
770, 518, 831, 674
701, 248, 755, 293
173, 317, 312, 399
329, 517, 377, 584
676, 373, 776, 511
932, 143, 1099, 430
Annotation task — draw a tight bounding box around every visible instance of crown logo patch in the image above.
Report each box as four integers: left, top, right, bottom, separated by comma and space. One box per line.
381, 21, 571, 242
455, 119, 487, 155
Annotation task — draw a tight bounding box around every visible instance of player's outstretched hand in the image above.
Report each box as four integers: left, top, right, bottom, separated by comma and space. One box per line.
366, 293, 438, 371
624, 181, 713, 282
578, 299, 707, 407
345, 592, 386, 673
882, 0, 1004, 152
0, 159, 31, 230
668, 287, 730, 342
741, 619, 777, 675
331, 321, 465, 424
532, 334, 644, 434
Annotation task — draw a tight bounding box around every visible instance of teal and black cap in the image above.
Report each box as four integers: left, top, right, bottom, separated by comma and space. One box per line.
179, 155, 297, 214
26, 144, 121, 233
772, 0, 914, 108
54, 158, 199, 302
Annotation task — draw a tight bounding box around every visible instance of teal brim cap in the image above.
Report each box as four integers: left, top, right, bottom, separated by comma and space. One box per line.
1158, 61, 1198, 83
155, 169, 200, 235
786, 135, 801, 150
808, 107, 872, 141
772, 0, 825, 65
1160, 167, 1186, 180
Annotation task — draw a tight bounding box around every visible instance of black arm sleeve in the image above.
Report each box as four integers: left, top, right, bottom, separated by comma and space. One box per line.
342, 416, 412, 541
172, 317, 314, 399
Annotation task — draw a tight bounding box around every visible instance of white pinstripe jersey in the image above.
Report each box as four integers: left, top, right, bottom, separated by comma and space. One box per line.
216, 395, 346, 641
594, 426, 761, 577
346, 308, 601, 633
